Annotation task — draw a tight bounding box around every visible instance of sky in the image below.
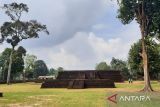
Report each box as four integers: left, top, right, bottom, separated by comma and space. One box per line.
0, 0, 141, 70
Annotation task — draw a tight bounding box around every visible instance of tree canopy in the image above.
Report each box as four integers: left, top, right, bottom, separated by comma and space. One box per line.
24, 54, 37, 79
118, 0, 160, 38
95, 62, 110, 70
110, 57, 129, 79
128, 39, 160, 80
0, 2, 49, 47
0, 46, 26, 81
33, 60, 49, 78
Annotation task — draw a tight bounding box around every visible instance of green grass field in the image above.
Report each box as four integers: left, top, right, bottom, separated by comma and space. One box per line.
0, 81, 160, 107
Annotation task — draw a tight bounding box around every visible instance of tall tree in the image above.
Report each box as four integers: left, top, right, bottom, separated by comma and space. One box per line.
117, 0, 160, 92
0, 3, 49, 84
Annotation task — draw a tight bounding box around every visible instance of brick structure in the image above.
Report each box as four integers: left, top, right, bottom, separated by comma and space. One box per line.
41, 70, 123, 89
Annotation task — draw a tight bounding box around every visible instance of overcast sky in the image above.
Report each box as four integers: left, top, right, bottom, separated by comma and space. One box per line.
0, 0, 141, 70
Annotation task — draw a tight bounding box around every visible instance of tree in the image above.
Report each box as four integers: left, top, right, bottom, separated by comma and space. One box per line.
117, 0, 160, 92
0, 3, 49, 84
0, 48, 11, 81
110, 57, 129, 80
11, 46, 26, 80
0, 47, 26, 81
33, 60, 49, 78
57, 67, 64, 72
48, 68, 56, 76
95, 62, 110, 70
128, 39, 160, 80
24, 54, 37, 80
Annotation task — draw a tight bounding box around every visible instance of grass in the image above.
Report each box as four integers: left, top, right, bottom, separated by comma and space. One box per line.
0, 81, 160, 107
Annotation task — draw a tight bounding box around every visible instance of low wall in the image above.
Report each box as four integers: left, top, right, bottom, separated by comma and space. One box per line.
84, 79, 115, 88
41, 80, 70, 88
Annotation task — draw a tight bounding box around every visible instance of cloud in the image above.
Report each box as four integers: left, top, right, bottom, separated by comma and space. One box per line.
92, 24, 109, 31
27, 21, 140, 70
0, 0, 141, 70
2, 0, 110, 48
0, 0, 118, 48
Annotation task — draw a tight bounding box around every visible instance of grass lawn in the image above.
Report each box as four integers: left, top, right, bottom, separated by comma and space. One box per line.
0, 81, 160, 107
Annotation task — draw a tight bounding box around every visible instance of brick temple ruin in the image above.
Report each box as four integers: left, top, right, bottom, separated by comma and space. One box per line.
41, 70, 123, 89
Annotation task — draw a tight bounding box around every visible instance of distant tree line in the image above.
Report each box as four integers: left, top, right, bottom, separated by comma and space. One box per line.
0, 47, 64, 83
95, 57, 129, 80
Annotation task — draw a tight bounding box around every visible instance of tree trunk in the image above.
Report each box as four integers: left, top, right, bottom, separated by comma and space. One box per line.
138, 1, 153, 92
6, 46, 14, 85
23, 70, 26, 83
140, 25, 153, 92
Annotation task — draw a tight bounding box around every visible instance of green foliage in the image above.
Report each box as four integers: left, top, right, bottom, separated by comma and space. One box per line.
24, 54, 37, 79
117, 0, 160, 37
0, 48, 11, 81
110, 57, 129, 79
33, 60, 49, 78
48, 68, 56, 76
0, 47, 26, 81
128, 39, 160, 79
95, 62, 110, 70
57, 67, 64, 72
3, 3, 28, 20
11, 46, 26, 78
111, 57, 127, 70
